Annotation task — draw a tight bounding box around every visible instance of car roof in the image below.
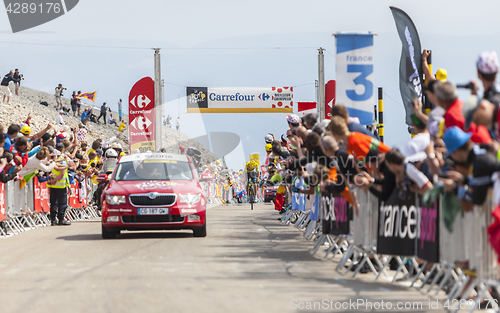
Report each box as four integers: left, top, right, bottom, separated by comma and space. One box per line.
119, 153, 190, 163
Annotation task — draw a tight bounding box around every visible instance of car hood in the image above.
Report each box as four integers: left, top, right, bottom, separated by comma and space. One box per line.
106, 179, 202, 195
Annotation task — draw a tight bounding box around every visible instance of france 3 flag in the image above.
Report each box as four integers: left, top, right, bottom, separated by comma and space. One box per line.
335, 33, 374, 125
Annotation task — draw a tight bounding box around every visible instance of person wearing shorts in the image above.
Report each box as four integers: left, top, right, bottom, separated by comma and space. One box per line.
118, 99, 123, 122
55, 84, 64, 110
1, 70, 20, 105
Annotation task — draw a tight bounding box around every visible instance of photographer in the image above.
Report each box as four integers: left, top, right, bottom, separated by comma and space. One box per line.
1, 70, 21, 105
13, 69, 23, 96
54, 84, 66, 111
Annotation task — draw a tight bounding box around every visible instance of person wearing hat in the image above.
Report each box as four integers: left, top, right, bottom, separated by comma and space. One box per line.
264, 143, 272, 165
442, 126, 500, 211
20, 122, 53, 144
47, 141, 71, 226
469, 51, 500, 103
56, 110, 65, 126
286, 114, 300, 130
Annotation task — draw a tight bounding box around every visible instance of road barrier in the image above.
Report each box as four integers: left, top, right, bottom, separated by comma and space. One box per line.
0, 177, 100, 237
280, 186, 500, 313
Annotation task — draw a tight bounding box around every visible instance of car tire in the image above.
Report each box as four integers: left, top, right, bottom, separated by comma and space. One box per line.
193, 223, 206, 237
102, 225, 120, 239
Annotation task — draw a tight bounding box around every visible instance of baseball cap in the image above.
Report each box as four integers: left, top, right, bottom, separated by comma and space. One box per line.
435, 69, 447, 82
95, 149, 103, 155
477, 51, 499, 74
286, 114, 300, 124
59, 110, 64, 114
265, 143, 272, 152
264, 134, 273, 143
443, 126, 472, 157
20, 125, 31, 135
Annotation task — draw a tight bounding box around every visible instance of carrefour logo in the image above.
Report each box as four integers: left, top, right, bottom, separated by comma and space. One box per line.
209, 93, 256, 102
259, 93, 270, 101
4, 0, 79, 33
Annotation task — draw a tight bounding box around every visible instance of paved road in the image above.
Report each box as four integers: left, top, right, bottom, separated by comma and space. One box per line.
0, 203, 449, 313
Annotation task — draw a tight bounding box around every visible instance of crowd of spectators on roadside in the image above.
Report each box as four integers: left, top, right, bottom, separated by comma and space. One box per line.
259, 50, 500, 223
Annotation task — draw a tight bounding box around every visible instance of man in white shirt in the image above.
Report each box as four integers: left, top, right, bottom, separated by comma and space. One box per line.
56, 110, 65, 126
403, 114, 430, 157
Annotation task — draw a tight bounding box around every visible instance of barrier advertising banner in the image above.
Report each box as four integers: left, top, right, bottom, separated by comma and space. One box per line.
33, 176, 49, 213
390, 7, 423, 126
69, 181, 87, 209
377, 189, 418, 256
377, 189, 440, 261
416, 199, 440, 263
129, 77, 155, 153
0, 182, 5, 221
187, 87, 293, 113
322, 195, 350, 235
335, 33, 374, 125
325, 80, 336, 120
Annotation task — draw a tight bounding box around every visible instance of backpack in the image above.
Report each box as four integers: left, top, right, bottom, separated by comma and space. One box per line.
40, 101, 49, 106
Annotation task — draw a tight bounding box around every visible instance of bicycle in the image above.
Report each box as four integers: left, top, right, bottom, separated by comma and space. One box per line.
248, 183, 254, 210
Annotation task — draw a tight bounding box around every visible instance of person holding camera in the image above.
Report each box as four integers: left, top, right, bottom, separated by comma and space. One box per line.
13, 69, 23, 96
1, 70, 21, 105
54, 84, 66, 111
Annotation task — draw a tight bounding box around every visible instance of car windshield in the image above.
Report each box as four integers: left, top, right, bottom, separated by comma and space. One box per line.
114, 160, 194, 181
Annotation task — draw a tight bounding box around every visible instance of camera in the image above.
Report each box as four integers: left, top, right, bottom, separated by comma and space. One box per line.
457, 82, 474, 89
75, 153, 83, 160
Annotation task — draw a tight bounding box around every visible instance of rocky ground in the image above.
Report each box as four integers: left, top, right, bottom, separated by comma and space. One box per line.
0, 85, 217, 163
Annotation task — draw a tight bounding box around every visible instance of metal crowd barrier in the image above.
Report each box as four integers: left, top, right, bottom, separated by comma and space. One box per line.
0, 177, 101, 238
279, 186, 500, 312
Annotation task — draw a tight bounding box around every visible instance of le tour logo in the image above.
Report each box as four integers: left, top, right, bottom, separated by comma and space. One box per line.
3, 0, 79, 33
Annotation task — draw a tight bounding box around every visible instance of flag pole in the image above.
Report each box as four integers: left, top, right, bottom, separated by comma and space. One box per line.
378, 87, 384, 143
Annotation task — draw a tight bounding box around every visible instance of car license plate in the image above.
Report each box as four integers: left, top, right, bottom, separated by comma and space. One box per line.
138, 208, 169, 215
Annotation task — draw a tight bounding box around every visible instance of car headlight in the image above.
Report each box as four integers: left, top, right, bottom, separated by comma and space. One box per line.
105, 195, 126, 205
179, 194, 201, 205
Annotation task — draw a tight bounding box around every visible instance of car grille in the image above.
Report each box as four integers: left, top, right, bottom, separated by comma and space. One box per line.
122, 215, 185, 223
129, 194, 176, 206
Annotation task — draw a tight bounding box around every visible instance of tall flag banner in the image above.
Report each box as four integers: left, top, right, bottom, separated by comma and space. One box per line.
390, 6, 423, 125
325, 80, 336, 120
76, 91, 97, 102
186, 87, 293, 113
335, 33, 374, 125
128, 77, 155, 153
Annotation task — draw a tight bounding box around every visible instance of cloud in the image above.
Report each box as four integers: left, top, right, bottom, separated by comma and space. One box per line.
126, 58, 153, 70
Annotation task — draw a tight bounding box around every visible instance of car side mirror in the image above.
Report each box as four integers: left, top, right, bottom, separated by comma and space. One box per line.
96, 173, 109, 183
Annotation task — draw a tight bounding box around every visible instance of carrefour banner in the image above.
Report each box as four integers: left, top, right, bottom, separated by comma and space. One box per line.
335, 33, 374, 125
187, 87, 293, 113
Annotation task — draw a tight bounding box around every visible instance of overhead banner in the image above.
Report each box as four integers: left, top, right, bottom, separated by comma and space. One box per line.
297, 101, 317, 117
128, 77, 155, 153
335, 33, 374, 125
187, 87, 293, 113
325, 80, 336, 120
390, 7, 423, 126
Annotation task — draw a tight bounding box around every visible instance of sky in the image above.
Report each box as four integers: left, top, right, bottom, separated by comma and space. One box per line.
0, 0, 499, 170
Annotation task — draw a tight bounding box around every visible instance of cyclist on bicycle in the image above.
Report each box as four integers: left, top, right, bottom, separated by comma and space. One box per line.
244, 160, 260, 203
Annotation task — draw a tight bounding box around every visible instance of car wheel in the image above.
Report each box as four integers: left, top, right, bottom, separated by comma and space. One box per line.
192, 223, 206, 237
102, 225, 120, 239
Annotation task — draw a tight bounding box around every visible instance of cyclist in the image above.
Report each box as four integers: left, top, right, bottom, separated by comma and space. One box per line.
244, 160, 260, 205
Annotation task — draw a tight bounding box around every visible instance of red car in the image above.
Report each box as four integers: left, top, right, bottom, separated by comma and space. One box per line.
264, 185, 278, 202
99, 153, 206, 239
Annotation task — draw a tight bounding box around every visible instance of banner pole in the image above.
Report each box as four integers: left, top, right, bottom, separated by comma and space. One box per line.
153, 48, 163, 151
378, 87, 384, 143
424, 50, 432, 114
318, 48, 325, 121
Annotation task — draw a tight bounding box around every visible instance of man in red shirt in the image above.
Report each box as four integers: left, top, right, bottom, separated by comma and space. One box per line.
434, 81, 465, 131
